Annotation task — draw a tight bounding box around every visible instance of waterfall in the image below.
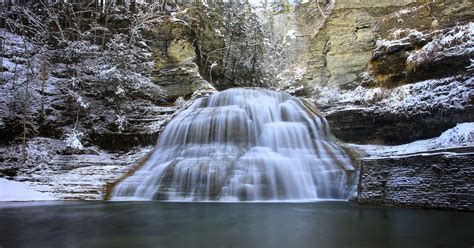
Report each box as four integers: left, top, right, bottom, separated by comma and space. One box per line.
112, 88, 357, 201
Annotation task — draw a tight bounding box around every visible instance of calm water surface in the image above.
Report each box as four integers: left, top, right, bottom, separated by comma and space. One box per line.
0, 201, 473, 248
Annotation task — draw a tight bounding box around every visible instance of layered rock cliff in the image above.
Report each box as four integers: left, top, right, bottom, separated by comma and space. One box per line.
0, 1, 472, 208
303, 0, 472, 90
298, 0, 473, 210
358, 151, 473, 210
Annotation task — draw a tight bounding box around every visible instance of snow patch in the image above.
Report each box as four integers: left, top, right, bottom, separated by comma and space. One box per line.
64, 130, 84, 150
436, 123, 474, 147
0, 178, 56, 202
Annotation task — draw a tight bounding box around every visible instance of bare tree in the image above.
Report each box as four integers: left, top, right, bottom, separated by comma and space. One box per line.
39, 59, 49, 119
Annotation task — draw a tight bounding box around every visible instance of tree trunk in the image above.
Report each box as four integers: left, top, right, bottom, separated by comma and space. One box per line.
41, 79, 46, 117
101, 3, 110, 49
0, 29, 3, 81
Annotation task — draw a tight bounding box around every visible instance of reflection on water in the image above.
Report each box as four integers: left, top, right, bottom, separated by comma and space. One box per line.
0, 201, 473, 248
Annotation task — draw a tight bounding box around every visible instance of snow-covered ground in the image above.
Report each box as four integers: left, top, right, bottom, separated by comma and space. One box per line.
0, 137, 156, 201
0, 178, 57, 202
351, 122, 474, 157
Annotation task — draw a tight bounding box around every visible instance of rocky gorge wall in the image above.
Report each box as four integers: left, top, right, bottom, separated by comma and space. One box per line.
302, 0, 473, 90
306, 0, 474, 145
327, 104, 474, 145
148, 17, 213, 100
1, 1, 473, 209
300, 0, 473, 211
0, 4, 215, 200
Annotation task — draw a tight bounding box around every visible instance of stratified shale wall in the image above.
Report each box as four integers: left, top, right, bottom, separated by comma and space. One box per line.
357, 151, 474, 210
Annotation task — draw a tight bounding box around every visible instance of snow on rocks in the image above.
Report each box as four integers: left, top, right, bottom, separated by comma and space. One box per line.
21, 147, 153, 200
0, 178, 56, 202
313, 76, 473, 115
64, 130, 85, 150
436, 123, 474, 148
191, 81, 218, 99
387, 4, 425, 20
407, 22, 474, 67
350, 122, 474, 157
388, 28, 424, 41
276, 67, 307, 96
377, 76, 473, 115
313, 84, 386, 107
374, 28, 427, 58
0, 137, 154, 200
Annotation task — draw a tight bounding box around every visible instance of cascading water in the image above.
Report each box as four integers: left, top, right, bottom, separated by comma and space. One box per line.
112, 88, 357, 201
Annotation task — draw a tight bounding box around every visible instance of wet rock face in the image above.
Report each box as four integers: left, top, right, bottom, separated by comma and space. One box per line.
326, 105, 474, 145
370, 32, 429, 88
356, 152, 474, 210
